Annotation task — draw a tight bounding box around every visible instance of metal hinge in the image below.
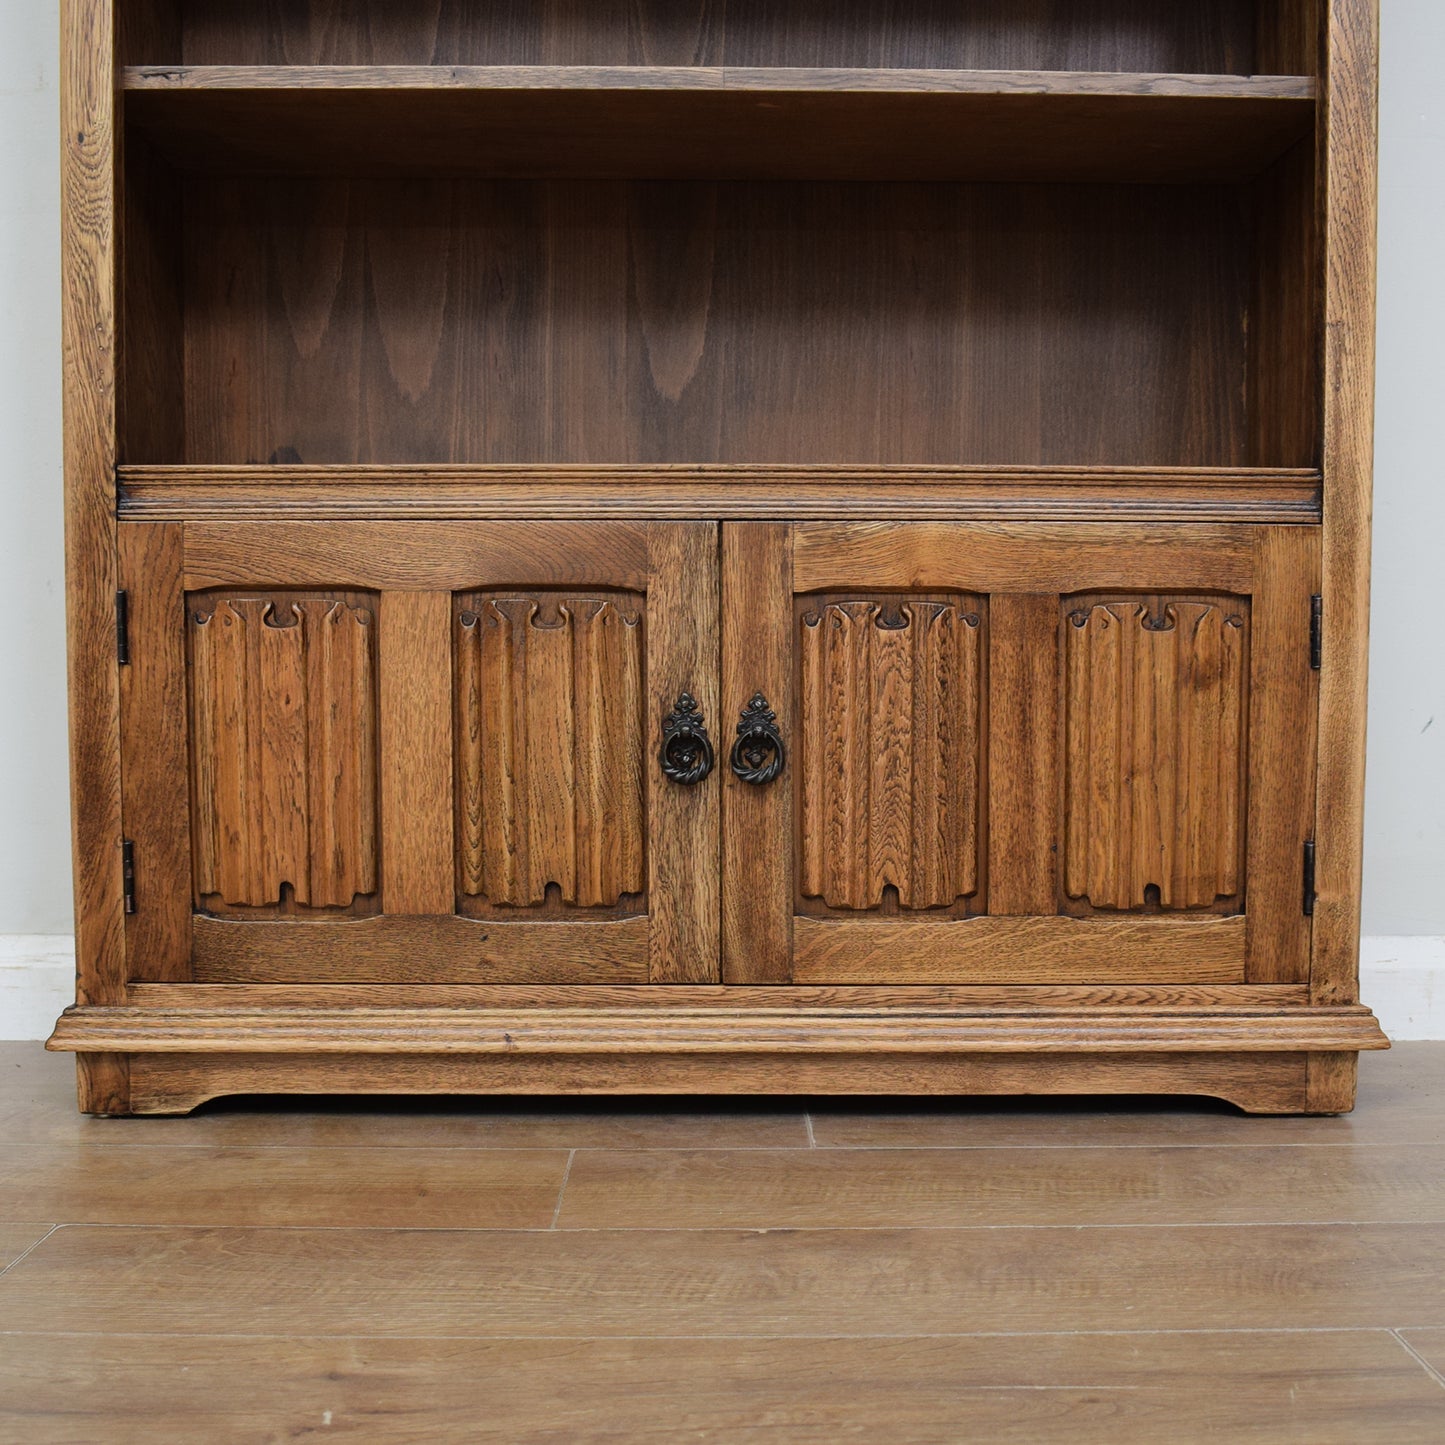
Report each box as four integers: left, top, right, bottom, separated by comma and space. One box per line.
1302, 840, 1317, 917
122, 840, 136, 916
116, 590, 131, 666
1309, 595, 1323, 671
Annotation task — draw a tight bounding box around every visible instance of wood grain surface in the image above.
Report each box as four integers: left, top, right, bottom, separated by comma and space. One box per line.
119, 465, 1325, 525
1062, 594, 1249, 913
555, 1143, 1445, 1230
189, 591, 380, 912
791, 915, 1246, 985
124, 73, 1316, 185
1313, 0, 1380, 1005
0, 1146, 569, 1229
151, 2, 1271, 75
721, 524, 794, 983
62, 0, 126, 1119
158, 177, 1265, 468
2, 1331, 1440, 1445
5, 1221, 1444, 1337
117, 524, 192, 980
189, 914, 650, 985
798, 595, 984, 915
455, 592, 646, 911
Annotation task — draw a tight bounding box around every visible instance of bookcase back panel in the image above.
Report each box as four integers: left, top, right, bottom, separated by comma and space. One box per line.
139, 0, 1301, 76
163, 175, 1254, 468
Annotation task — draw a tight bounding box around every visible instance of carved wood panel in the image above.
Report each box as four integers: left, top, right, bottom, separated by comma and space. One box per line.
1063, 594, 1250, 914
797, 595, 986, 915
187, 592, 380, 915
455, 593, 646, 916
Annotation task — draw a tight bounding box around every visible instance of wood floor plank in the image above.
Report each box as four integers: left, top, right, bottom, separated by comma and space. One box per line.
809, 1044, 1444, 1148
1, 1330, 1442, 1444
0, 1045, 808, 1149
0, 1145, 568, 1228
556, 1144, 1445, 1230
5, 1223, 1445, 1337
0, 1225, 53, 1271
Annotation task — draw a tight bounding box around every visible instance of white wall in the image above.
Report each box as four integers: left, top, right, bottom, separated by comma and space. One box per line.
0, 1, 70, 936
0, 3, 1440, 1034
1364, 0, 1445, 937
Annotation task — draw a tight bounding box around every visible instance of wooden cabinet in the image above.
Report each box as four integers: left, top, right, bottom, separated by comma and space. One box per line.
51, 0, 1387, 1114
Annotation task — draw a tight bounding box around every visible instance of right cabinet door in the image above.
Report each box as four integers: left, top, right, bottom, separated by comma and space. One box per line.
721, 523, 1319, 987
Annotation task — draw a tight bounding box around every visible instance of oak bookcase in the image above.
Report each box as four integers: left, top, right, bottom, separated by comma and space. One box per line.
50, 1, 1388, 1114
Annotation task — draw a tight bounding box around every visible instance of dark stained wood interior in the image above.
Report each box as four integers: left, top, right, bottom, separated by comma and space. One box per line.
123, 0, 1296, 76
121, 164, 1320, 469
120, 74, 1316, 187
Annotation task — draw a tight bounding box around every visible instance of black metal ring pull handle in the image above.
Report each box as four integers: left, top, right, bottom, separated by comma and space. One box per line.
730, 693, 786, 786
660, 692, 715, 786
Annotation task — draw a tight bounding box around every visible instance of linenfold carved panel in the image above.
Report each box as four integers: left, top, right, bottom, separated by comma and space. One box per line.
1063, 595, 1250, 913
455, 593, 646, 912
798, 596, 986, 914
188, 593, 379, 913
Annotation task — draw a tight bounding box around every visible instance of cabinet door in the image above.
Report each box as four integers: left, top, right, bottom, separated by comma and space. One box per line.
119, 521, 718, 986
722, 523, 1318, 986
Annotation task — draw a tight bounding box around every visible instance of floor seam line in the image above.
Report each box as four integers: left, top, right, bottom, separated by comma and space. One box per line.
0, 1225, 60, 1282
550, 1150, 575, 1231
1392, 1329, 1445, 1394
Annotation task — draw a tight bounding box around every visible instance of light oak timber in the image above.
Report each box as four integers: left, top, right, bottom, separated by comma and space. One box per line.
116, 524, 191, 980
181, 520, 653, 592
2, 1332, 1442, 1445
797, 593, 985, 917
1245, 527, 1321, 981
455, 592, 647, 912
9, 1221, 1445, 1337
378, 593, 452, 916
1313, 0, 1379, 1005
1061, 595, 1249, 913
127, 983, 1312, 1011
792, 916, 1246, 985
121, 68, 1317, 185
721, 524, 793, 983
0, 1041, 813, 1150
808, 1042, 1445, 1150
987, 595, 1058, 915
63, 0, 127, 1116
188, 591, 380, 913
122, 1053, 1324, 1115
120, 67, 1320, 99
119, 465, 1325, 525
46, 1006, 1389, 1056
646, 524, 721, 984
792, 522, 1260, 595
191, 914, 649, 984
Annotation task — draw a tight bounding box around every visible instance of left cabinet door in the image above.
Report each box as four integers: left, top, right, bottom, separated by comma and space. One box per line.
117, 520, 719, 986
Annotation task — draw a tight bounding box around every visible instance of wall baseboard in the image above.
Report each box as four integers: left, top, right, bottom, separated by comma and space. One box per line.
2, 934, 1442, 1042
0, 935, 77, 1043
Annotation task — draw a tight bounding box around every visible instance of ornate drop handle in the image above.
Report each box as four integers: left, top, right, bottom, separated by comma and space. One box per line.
660, 692, 715, 786
730, 693, 786, 786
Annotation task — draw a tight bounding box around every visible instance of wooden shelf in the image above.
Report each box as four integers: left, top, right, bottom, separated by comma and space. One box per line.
122, 66, 1317, 182
116, 465, 1324, 525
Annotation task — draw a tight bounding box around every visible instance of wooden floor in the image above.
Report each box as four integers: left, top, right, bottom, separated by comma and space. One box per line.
2, 1044, 1444, 1441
